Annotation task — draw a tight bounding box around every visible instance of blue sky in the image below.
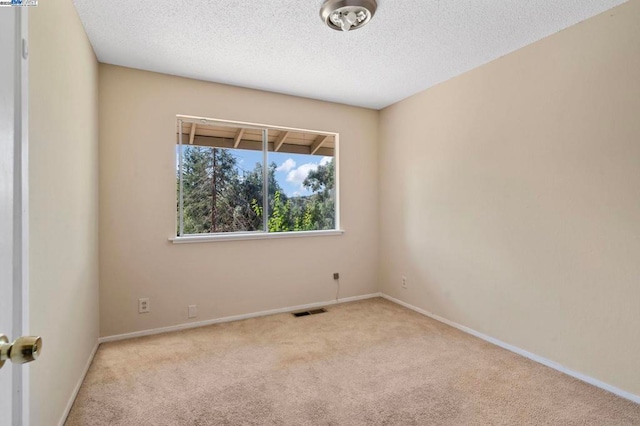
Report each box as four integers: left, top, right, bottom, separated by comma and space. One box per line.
233, 150, 332, 197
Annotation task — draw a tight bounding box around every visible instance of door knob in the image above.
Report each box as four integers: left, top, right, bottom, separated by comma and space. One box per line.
0, 334, 42, 369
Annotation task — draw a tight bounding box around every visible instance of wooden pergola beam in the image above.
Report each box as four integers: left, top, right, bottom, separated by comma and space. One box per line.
233, 128, 245, 148
274, 131, 290, 152
190, 135, 335, 156
310, 135, 330, 155
189, 124, 197, 145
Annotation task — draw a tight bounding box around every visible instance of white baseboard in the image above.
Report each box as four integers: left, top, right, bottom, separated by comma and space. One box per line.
99, 293, 382, 344
380, 293, 640, 405
58, 340, 99, 426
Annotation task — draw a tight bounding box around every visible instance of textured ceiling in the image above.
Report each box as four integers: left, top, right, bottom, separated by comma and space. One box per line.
73, 0, 626, 109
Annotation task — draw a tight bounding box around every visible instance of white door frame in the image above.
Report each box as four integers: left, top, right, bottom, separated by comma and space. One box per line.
19, 8, 30, 426
0, 6, 29, 426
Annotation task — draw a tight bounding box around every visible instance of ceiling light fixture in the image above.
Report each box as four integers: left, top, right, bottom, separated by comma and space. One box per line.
320, 0, 377, 32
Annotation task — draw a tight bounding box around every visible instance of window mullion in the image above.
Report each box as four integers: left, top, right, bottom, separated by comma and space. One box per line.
262, 129, 269, 232
178, 120, 184, 236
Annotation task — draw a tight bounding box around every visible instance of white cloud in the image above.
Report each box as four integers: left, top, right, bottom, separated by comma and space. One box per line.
276, 158, 296, 172
320, 156, 332, 166
286, 162, 319, 187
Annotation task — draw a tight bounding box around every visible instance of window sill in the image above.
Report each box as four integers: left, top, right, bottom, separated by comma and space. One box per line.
169, 229, 344, 244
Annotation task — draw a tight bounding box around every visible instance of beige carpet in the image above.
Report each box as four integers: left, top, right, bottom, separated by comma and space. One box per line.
66, 298, 640, 425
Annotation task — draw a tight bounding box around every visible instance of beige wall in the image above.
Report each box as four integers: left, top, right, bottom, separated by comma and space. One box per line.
379, 0, 640, 396
99, 65, 379, 337
28, 0, 100, 424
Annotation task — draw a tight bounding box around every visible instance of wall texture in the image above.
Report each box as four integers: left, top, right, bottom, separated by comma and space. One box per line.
28, 0, 100, 424
99, 65, 379, 337
379, 0, 640, 396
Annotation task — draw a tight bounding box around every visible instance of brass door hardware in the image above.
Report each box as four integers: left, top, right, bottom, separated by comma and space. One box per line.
0, 334, 42, 369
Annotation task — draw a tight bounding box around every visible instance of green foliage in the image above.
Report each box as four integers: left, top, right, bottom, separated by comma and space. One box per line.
301, 158, 335, 230
178, 146, 336, 235
267, 191, 291, 232
304, 159, 334, 193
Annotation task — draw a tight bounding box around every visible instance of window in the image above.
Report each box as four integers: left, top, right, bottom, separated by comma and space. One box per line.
175, 116, 339, 239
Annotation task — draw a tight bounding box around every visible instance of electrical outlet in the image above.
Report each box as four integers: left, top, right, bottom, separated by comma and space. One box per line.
188, 305, 198, 319
138, 298, 150, 313
333, 272, 340, 280
401, 276, 407, 289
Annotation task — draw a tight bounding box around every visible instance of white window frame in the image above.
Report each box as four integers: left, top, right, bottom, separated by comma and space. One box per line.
170, 115, 343, 243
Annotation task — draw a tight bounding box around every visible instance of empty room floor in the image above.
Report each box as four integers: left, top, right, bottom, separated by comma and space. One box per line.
66, 298, 640, 425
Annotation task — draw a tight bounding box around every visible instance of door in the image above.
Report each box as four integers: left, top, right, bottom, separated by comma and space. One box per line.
0, 6, 29, 426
